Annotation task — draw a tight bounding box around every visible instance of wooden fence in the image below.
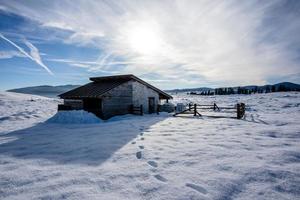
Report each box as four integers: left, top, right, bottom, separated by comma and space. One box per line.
237, 103, 245, 119
129, 104, 161, 115
129, 105, 143, 116
174, 103, 246, 119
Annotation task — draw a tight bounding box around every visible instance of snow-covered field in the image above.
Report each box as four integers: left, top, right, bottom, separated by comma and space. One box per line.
0, 92, 60, 134
0, 91, 299, 200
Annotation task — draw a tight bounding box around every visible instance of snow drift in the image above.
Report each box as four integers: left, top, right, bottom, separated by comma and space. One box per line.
46, 110, 102, 124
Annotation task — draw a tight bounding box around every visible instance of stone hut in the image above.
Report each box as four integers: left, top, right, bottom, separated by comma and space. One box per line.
58, 74, 173, 119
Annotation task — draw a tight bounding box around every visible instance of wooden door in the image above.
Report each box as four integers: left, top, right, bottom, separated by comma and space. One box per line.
148, 97, 155, 114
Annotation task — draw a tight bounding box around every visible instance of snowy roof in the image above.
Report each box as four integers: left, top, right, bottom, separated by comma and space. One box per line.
58, 74, 172, 99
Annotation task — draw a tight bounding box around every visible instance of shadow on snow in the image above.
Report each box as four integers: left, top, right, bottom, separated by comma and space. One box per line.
0, 115, 166, 166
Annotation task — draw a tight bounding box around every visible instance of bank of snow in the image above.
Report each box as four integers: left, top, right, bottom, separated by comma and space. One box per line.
47, 110, 102, 124
0, 91, 299, 200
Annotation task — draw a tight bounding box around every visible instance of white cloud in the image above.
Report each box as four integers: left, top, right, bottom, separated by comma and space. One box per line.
23, 39, 53, 74
0, 50, 25, 59
1, 0, 300, 87
0, 5, 8, 12
0, 33, 53, 75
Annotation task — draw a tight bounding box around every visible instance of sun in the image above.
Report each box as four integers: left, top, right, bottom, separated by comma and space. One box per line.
124, 23, 163, 56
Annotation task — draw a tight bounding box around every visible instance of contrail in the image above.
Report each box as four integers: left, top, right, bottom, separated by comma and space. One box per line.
0, 33, 53, 75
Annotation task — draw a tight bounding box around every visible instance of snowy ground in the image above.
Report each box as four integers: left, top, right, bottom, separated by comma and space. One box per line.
0, 91, 299, 200
0, 92, 60, 134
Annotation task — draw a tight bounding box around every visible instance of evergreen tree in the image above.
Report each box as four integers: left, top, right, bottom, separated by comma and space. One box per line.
237, 87, 241, 94
265, 86, 270, 93
278, 85, 286, 92
254, 86, 258, 93
221, 88, 224, 95
228, 87, 234, 94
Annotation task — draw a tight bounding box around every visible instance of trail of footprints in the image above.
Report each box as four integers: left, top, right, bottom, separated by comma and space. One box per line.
132, 126, 208, 196
249, 113, 269, 125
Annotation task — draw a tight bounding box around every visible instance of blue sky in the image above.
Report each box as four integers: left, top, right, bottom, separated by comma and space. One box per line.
0, 0, 299, 91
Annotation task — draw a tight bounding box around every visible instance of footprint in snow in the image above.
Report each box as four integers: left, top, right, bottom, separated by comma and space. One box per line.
185, 183, 208, 195
250, 114, 255, 122
140, 132, 144, 136
140, 137, 145, 140
257, 118, 269, 125
154, 174, 167, 182
131, 141, 136, 144
139, 145, 144, 149
147, 160, 158, 168
136, 151, 142, 159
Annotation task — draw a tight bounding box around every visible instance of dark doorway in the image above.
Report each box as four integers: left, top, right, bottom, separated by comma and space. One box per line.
83, 98, 102, 117
148, 97, 155, 114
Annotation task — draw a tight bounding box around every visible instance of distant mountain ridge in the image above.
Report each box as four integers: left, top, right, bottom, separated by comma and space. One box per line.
166, 82, 300, 94
7, 85, 80, 98
7, 82, 300, 98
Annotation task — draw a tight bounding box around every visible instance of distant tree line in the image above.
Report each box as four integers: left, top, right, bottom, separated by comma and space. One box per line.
189, 91, 214, 96
188, 84, 299, 96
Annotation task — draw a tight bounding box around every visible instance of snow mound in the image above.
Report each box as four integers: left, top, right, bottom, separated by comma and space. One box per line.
47, 110, 102, 124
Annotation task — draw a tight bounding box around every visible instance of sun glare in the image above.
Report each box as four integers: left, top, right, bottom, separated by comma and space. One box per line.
125, 24, 163, 56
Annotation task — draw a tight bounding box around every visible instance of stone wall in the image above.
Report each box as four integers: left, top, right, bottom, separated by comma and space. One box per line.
132, 80, 159, 114
101, 81, 133, 119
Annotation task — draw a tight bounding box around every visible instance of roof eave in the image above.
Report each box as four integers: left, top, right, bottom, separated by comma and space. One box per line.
130, 75, 173, 99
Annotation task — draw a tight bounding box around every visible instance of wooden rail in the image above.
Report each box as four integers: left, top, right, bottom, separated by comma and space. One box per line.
190, 103, 220, 111
173, 104, 201, 117
129, 104, 143, 116
174, 103, 246, 119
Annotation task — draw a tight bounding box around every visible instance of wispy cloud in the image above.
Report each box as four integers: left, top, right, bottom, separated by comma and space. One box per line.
46, 57, 136, 72
0, 50, 25, 59
1, 0, 300, 86
0, 33, 53, 75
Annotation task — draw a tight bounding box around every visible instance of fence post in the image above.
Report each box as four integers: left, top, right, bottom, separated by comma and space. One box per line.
213, 103, 216, 111
189, 103, 191, 111
194, 104, 197, 116
237, 103, 241, 119
241, 103, 245, 118
140, 104, 143, 116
